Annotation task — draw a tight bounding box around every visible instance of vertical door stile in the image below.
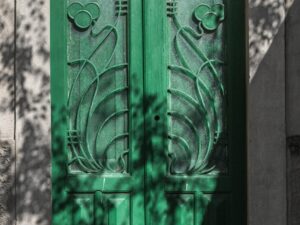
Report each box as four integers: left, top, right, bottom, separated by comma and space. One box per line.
143, 0, 168, 224
226, 2, 246, 224
52, 0, 146, 224
129, 0, 145, 224
51, 0, 69, 223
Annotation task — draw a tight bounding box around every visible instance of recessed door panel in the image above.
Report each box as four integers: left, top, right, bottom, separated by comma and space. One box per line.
166, 193, 195, 225
167, 0, 227, 176
71, 194, 94, 225
51, 0, 144, 224
67, 0, 129, 174
199, 193, 230, 225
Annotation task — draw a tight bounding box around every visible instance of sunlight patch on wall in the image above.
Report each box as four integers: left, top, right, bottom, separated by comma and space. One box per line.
249, 0, 294, 82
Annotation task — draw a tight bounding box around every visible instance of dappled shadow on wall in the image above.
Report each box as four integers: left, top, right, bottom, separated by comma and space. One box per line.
0, 0, 51, 224
249, 0, 294, 81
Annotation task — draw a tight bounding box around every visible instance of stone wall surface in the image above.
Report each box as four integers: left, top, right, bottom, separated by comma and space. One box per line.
286, 1, 300, 225
248, 2, 289, 225
248, 24, 286, 225
0, 0, 298, 224
0, 1, 16, 224
15, 0, 51, 224
0, 0, 51, 224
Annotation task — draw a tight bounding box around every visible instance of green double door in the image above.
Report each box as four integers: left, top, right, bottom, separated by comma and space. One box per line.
51, 0, 245, 224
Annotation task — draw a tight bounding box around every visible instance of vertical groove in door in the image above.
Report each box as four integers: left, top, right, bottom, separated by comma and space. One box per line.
143, 0, 168, 224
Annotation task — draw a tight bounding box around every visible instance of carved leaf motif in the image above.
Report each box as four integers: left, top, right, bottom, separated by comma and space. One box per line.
167, 0, 227, 175
66, 0, 129, 174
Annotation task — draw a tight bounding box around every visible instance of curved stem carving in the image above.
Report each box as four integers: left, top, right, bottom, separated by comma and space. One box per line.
66, 1, 129, 173
167, 3, 226, 175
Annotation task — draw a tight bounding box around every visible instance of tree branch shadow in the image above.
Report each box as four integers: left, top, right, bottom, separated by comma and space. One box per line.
249, 0, 294, 81
0, 0, 51, 224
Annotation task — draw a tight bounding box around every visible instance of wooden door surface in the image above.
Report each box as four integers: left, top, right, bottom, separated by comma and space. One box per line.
51, 0, 245, 224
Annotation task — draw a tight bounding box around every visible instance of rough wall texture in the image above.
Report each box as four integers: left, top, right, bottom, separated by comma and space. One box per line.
286, 1, 300, 225
0, 0, 298, 224
249, 0, 286, 81
0, 1, 16, 224
15, 0, 51, 224
248, 25, 286, 225
0, 0, 50, 224
248, 1, 300, 225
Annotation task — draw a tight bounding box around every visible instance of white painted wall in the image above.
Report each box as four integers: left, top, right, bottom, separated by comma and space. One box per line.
0, 1, 16, 224
0, 0, 50, 224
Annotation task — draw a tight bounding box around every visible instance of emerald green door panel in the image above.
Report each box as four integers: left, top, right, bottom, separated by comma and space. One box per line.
143, 0, 245, 224
167, 0, 227, 175
163, 0, 231, 224
51, 0, 144, 224
67, 0, 129, 174
51, 0, 245, 224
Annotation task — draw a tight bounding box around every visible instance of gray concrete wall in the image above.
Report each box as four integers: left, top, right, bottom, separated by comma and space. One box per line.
248, 1, 293, 225
248, 25, 287, 225
286, 1, 300, 224
0, 0, 298, 224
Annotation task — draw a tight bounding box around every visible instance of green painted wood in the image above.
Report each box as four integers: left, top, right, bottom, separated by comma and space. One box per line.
143, 1, 245, 224
51, 0, 245, 224
51, 0, 144, 224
